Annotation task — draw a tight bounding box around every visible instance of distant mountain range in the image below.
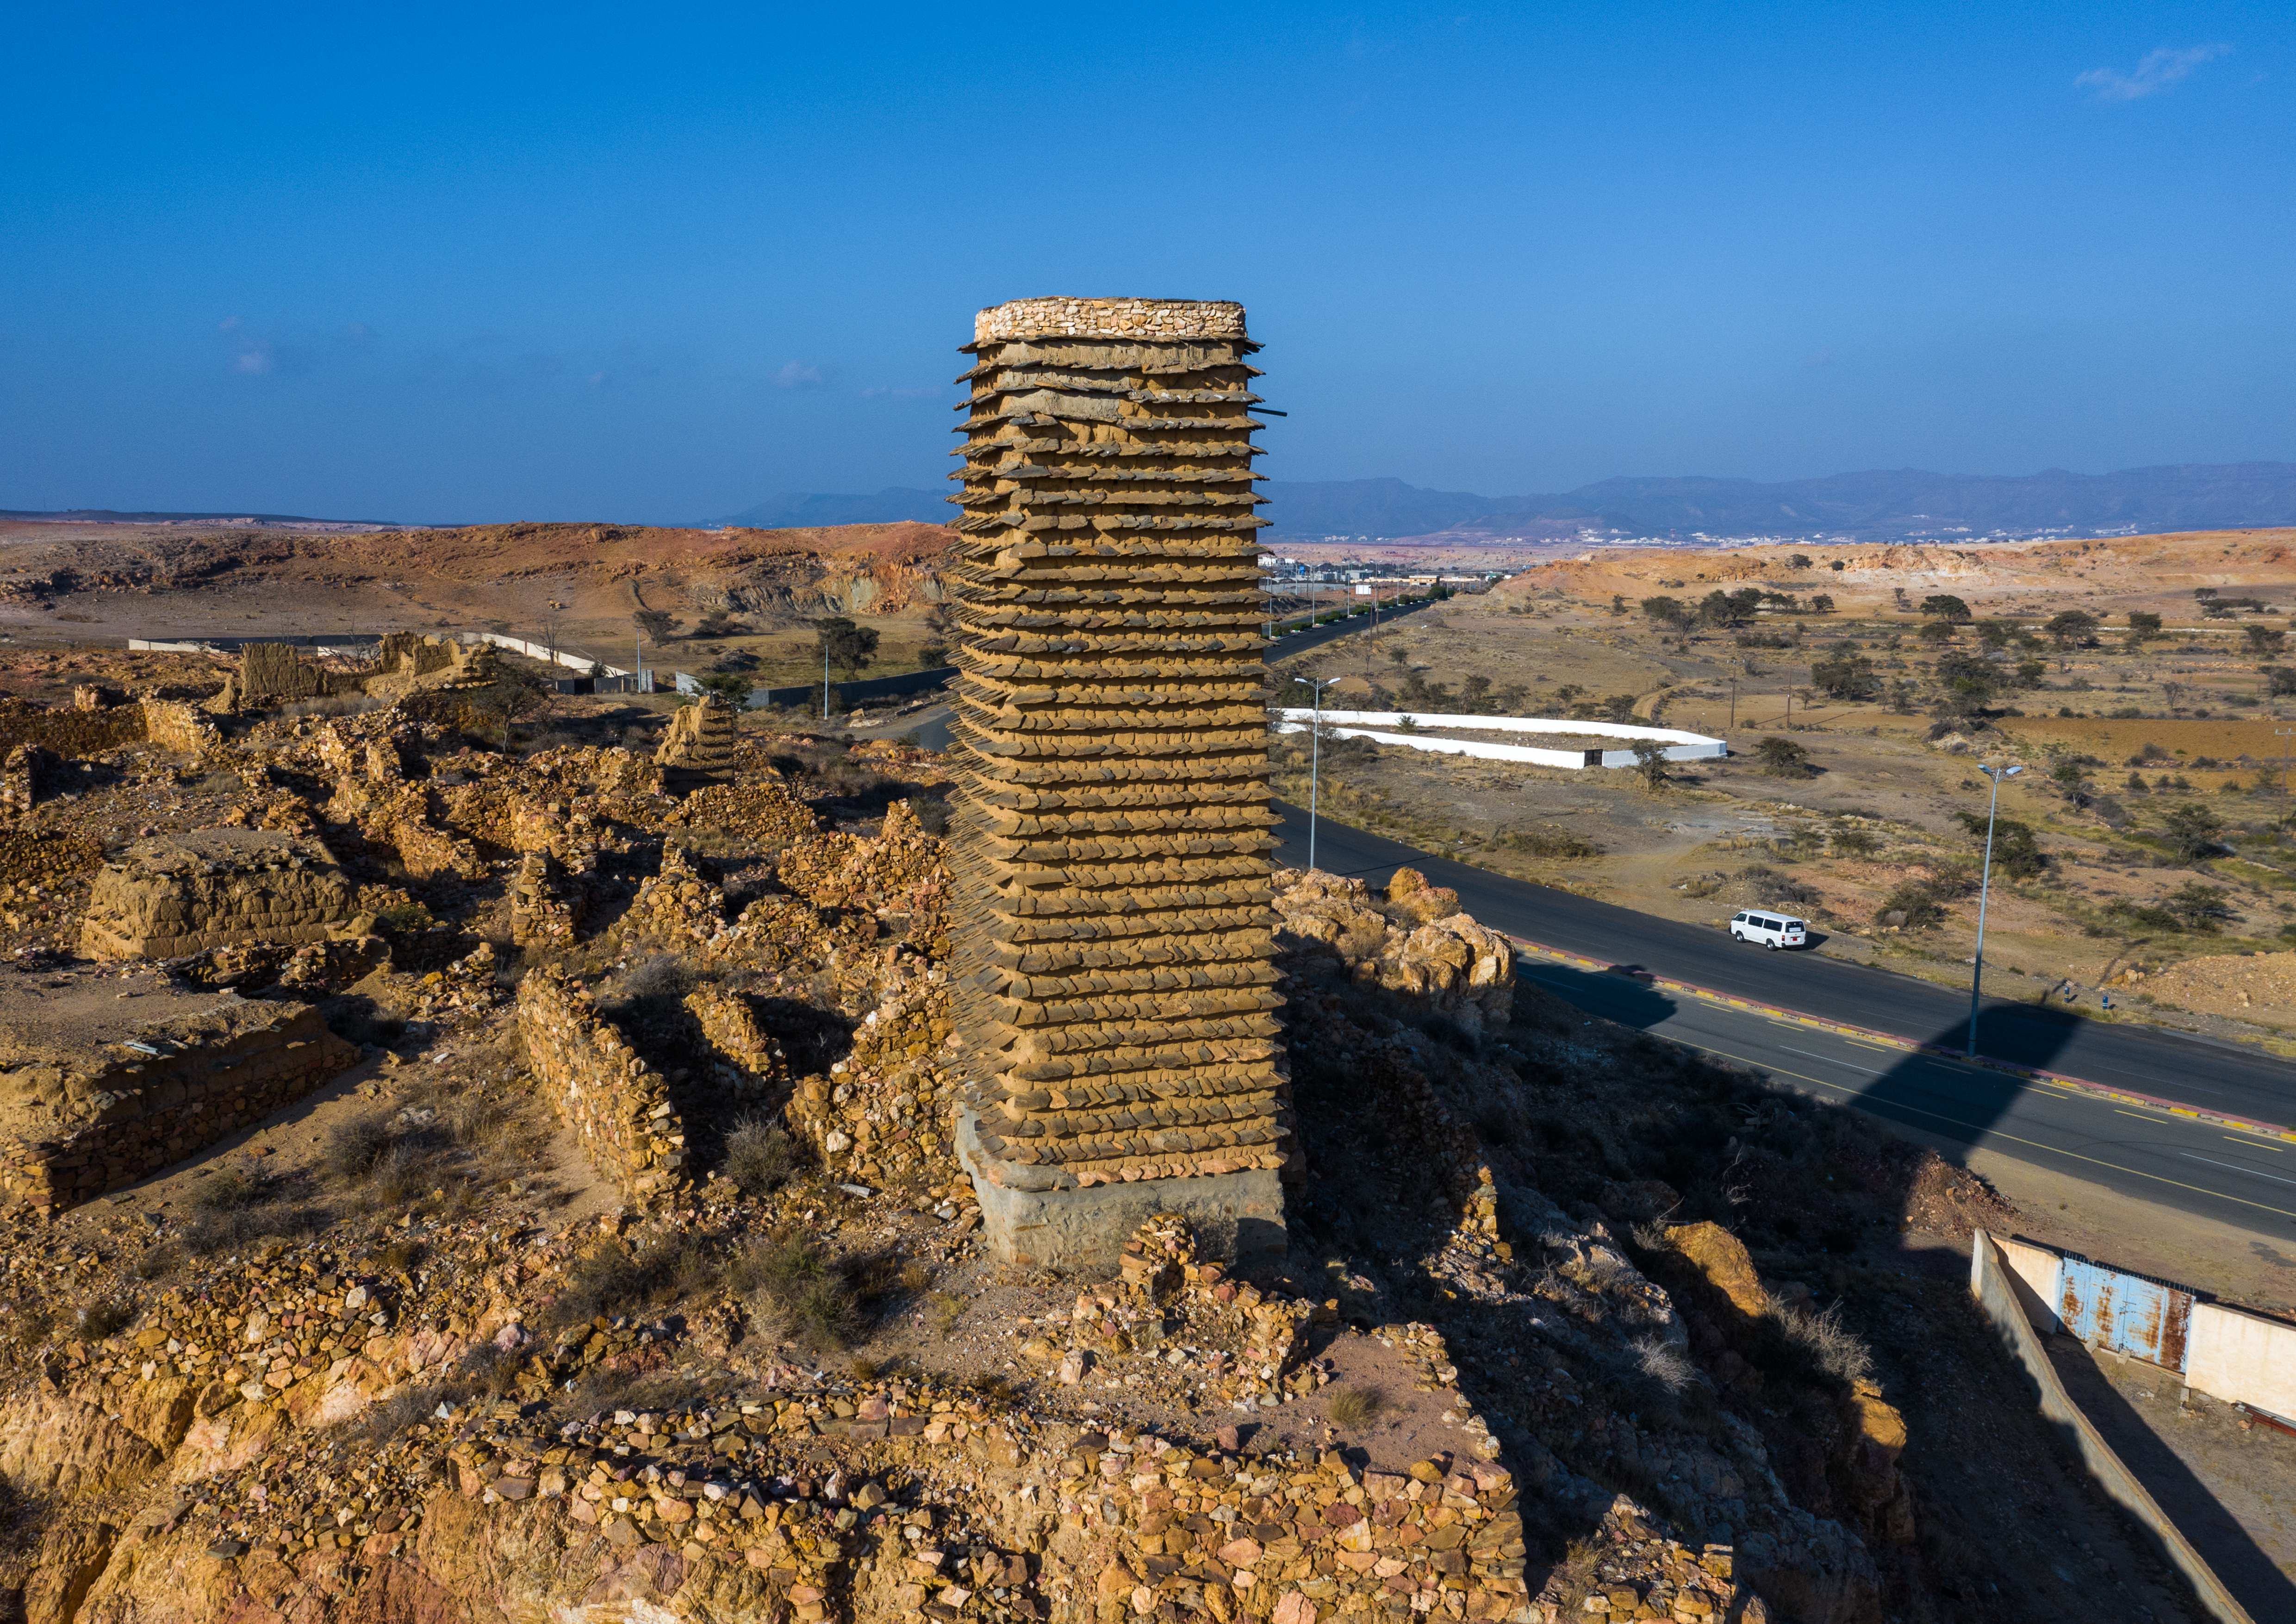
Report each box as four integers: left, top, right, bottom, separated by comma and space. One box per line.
727, 462, 2296, 542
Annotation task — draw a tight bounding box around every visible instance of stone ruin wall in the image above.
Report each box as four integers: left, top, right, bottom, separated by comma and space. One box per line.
0, 1004, 357, 1215
515, 969, 690, 1206
79, 834, 356, 961
0, 697, 222, 764
947, 298, 1289, 1224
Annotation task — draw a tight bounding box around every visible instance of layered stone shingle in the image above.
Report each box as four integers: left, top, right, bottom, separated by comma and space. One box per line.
947, 298, 1291, 1209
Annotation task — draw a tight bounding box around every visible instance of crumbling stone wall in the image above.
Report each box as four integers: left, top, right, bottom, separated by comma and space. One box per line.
510, 850, 583, 948
0, 1000, 358, 1215
238, 643, 357, 705
139, 699, 222, 756
516, 969, 686, 1204
622, 843, 726, 951
79, 830, 356, 961
654, 695, 738, 789
683, 986, 790, 1109
784, 960, 953, 1190
949, 297, 1288, 1211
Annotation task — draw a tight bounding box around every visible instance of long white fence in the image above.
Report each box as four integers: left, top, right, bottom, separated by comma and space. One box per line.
1272, 708, 1727, 770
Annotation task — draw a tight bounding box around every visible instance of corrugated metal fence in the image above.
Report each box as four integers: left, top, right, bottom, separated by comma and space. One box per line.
1992, 1234, 2296, 1425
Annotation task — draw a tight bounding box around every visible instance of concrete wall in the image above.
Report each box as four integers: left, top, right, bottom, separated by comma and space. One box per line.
1273, 708, 1728, 769
1969, 1232, 2253, 1624
2187, 1303, 2296, 1426
1996, 1236, 2066, 1334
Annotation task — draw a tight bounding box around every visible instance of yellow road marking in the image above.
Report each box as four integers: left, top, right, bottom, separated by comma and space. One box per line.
2116, 1109, 2166, 1124
2228, 1135, 2287, 1153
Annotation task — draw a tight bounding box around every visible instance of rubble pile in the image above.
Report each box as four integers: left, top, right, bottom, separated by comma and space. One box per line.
622, 843, 729, 952
79, 830, 357, 961
1273, 868, 1513, 1032
667, 774, 824, 849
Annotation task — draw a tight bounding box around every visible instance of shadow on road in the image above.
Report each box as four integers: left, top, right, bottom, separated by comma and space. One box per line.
1846, 1011, 2077, 1165
1508, 958, 1680, 1032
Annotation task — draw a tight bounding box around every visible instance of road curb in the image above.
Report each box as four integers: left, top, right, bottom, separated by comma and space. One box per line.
1506, 934, 2296, 1147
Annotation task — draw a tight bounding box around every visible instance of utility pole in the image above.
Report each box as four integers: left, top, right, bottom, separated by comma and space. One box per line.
1728, 678, 1736, 730
634, 630, 643, 694
1292, 675, 1343, 873
2277, 729, 2294, 801
1968, 762, 2025, 1057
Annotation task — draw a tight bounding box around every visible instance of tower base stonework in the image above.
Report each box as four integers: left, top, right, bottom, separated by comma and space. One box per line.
953, 1106, 1285, 1271
948, 297, 1290, 1272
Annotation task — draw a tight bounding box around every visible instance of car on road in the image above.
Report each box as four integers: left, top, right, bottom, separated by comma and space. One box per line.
1730, 911, 1808, 949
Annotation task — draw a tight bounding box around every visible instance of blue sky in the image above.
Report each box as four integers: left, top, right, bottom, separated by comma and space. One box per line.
3, 3, 2290, 523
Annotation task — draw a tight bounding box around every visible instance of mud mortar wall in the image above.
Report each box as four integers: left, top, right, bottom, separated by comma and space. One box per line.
0, 1005, 357, 1214
516, 969, 688, 1204
949, 297, 1289, 1217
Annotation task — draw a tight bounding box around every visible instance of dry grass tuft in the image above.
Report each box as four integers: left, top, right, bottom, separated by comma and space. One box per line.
1325, 1386, 1383, 1428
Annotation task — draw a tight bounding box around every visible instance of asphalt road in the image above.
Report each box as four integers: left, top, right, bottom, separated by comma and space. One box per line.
1275, 804, 2296, 1237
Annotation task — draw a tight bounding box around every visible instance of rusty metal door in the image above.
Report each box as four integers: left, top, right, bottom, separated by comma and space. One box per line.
2058, 1255, 2194, 1371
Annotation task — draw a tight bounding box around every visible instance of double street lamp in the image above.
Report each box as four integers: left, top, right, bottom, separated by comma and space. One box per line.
1291, 675, 1344, 873
1967, 761, 2025, 1057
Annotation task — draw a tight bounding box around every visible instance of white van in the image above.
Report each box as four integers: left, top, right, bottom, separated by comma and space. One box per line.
1730, 910, 1808, 949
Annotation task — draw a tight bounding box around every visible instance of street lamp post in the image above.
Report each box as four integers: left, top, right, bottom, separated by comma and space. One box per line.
1291, 675, 1343, 873
1967, 762, 2025, 1057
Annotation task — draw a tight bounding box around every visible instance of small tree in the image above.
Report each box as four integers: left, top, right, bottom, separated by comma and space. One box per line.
2045, 609, 2100, 649
1639, 595, 1692, 633
1953, 812, 2048, 880
2265, 666, 2296, 697
1462, 673, 1493, 709
1753, 736, 1812, 778
1808, 593, 1835, 612
2161, 883, 2234, 933
633, 608, 682, 642
1629, 738, 1669, 791
2127, 611, 2163, 639
697, 671, 753, 706
2159, 802, 2226, 862
2245, 625, 2288, 659
1829, 559, 1846, 572
1810, 652, 1879, 700
1789, 554, 1811, 568
1919, 594, 1971, 621
814, 616, 880, 679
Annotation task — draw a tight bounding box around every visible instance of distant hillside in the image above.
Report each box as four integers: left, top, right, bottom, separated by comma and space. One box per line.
733, 462, 2296, 542
1262, 462, 2296, 541
726, 488, 948, 528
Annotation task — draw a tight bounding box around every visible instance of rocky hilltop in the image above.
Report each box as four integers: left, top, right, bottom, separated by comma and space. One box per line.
0, 644, 2212, 1624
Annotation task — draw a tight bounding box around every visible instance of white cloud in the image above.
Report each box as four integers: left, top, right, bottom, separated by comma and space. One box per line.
775, 360, 825, 388
233, 339, 275, 375
2076, 44, 2228, 102
862, 384, 940, 400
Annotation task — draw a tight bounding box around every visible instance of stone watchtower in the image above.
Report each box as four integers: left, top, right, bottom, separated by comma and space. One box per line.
946, 297, 1290, 1268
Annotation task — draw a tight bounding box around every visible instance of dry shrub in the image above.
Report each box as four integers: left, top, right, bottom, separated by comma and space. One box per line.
1632, 1336, 1696, 1393
1326, 1387, 1383, 1428
729, 1240, 854, 1353
1768, 1299, 1875, 1386
722, 1115, 794, 1197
